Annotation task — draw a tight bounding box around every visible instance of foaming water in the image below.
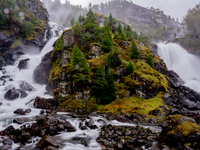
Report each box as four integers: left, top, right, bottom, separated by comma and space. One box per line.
157, 43, 200, 92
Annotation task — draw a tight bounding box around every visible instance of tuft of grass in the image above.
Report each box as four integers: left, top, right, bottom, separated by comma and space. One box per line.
49, 59, 61, 82
98, 92, 166, 115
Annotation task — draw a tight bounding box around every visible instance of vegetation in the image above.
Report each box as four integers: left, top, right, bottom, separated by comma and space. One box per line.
130, 40, 139, 59
125, 61, 134, 75
146, 53, 154, 67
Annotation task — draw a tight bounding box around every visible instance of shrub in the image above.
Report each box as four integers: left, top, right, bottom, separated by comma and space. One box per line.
130, 40, 139, 59
147, 53, 154, 67
114, 31, 120, 39
120, 30, 127, 41
20, 21, 34, 37
55, 37, 63, 51
106, 47, 122, 68
126, 61, 134, 75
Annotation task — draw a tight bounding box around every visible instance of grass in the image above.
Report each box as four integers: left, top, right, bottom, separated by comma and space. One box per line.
98, 92, 166, 115
49, 59, 61, 83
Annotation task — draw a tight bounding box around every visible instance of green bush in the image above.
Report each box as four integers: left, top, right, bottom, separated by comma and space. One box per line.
126, 61, 134, 75
120, 30, 127, 41
130, 40, 139, 59
55, 37, 63, 51
106, 47, 122, 68
147, 53, 154, 67
114, 31, 120, 39
20, 21, 34, 37
101, 26, 113, 53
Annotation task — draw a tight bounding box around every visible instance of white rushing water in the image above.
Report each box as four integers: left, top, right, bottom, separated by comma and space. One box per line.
157, 43, 200, 92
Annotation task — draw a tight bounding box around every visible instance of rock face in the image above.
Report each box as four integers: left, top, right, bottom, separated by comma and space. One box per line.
88, 44, 104, 59
18, 59, 30, 70
18, 80, 35, 91
4, 89, 28, 100
62, 29, 74, 47
0, 0, 50, 67
33, 51, 53, 85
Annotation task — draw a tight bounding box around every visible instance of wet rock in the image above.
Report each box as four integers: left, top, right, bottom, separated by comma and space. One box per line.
62, 29, 74, 47
80, 125, 87, 130
4, 89, 28, 100
0, 125, 15, 136
149, 108, 162, 116
44, 146, 59, 150
36, 135, 59, 149
0, 102, 2, 106
33, 97, 60, 111
57, 124, 64, 131
40, 110, 45, 114
33, 51, 53, 85
13, 117, 31, 124
18, 58, 30, 70
90, 125, 98, 129
25, 108, 32, 113
17, 146, 30, 150
113, 114, 129, 123
0, 145, 12, 150
63, 121, 76, 132
14, 108, 25, 115
120, 40, 129, 47
183, 99, 197, 109
85, 119, 94, 127
19, 80, 35, 91
3, 138, 12, 145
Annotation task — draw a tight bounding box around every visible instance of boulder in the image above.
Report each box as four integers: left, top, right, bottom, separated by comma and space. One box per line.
0, 102, 2, 106
0, 145, 12, 150
25, 108, 32, 113
4, 89, 28, 100
3, 138, 12, 145
0, 125, 15, 136
18, 80, 35, 91
14, 108, 25, 115
18, 58, 30, 70
36, 135, 59, 149
13, 117, 31, 124
63, 121, 76, 132
183, 99, 197, 109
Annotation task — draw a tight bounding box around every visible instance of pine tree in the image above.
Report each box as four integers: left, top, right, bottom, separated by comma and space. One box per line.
125, 61, 134, 75
114, 31, 120, 39
92, 65, 105, 101
70, 18, 75, 26
106, 47, 122, 68
101, 26, 112, 53
120, 29, 127, 41
117, 23, 122, 34
130, 40, 139, 59
147, 53, 154, 67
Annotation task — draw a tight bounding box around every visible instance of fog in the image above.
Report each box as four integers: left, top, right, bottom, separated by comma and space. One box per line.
65, 0, 200, 20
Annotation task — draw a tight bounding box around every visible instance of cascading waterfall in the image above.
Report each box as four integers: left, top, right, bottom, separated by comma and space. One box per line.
0, 22, 161, 150
157, 43, 200, 92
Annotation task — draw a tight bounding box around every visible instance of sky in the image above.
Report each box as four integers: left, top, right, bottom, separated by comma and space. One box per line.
64, 0, 200, 21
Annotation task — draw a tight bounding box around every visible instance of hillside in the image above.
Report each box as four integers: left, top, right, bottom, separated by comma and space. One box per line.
0, 0, 50, 66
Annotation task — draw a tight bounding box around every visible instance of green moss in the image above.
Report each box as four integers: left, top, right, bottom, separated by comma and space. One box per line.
134, 60, 169, 92
98, 92, 166, 115
55, 37, 63, 51
166, 115, 200, 137
48, 59, 61, 83
59, 99, 84, 110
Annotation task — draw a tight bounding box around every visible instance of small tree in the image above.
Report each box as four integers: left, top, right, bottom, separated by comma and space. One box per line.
92, 65, 105, 101
101, 26, 112, 53
125, 61, 134, 75
20, 21, 34, 37
147, 53, 154, 67
70, 18, 75, 26
106, 47, 122, 68
114, 31, 120, 39
130, 40, 139, 59
117, 23, 122, 34
120, 30, 127, 41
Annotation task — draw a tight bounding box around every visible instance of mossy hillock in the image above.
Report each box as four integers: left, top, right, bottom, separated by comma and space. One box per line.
47, 10, 172, 117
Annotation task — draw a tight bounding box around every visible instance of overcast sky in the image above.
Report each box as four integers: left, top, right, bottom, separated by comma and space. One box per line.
65, 0, 200, 21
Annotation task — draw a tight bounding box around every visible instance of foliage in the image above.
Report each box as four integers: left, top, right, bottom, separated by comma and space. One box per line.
125, 61, 134, 75
49, 59, 61, 82
146, 53, 154, 67
101, 26, 113, 53
85, 8, 96, 24
73, 22, 81, 37
130, 40, 139, 59
78, 14, 85, 23
20, 21, 34, 37
106, 47, 122, 68
114, 31, 120, 39
99, 92, 166, 115
120, 29, 127, 41
69, 47, 90, 87
54, 37, 63, 51
117, 23, 122, 34
70, 18, 75, 26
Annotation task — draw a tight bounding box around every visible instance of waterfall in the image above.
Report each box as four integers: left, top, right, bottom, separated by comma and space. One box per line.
157, 43, 200, 92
